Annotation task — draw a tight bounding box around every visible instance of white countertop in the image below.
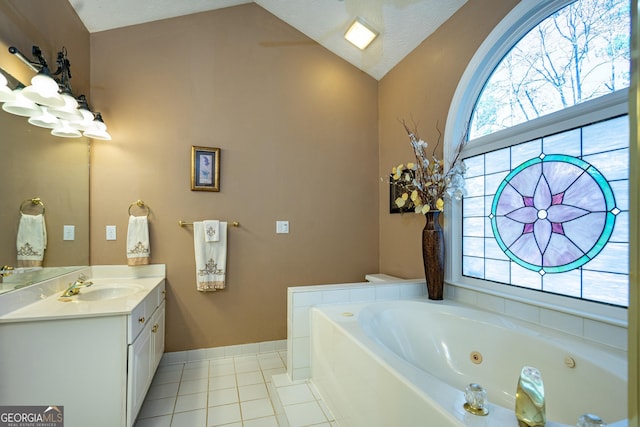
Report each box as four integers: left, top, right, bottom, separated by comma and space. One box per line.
0, 264, 165, 323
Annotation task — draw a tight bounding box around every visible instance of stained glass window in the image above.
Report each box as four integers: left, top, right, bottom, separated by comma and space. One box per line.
462, 115, 629, 306
459, 0, 630, 308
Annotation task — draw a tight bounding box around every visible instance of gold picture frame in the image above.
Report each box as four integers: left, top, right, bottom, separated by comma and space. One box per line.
191, 146, 220, 191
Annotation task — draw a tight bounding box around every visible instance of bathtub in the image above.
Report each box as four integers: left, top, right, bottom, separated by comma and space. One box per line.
310, 299, 627, 427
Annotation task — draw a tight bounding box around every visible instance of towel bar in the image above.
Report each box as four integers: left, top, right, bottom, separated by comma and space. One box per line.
128, 200, 150, 217
19, 197, 45, 215
178, 220, 240, 228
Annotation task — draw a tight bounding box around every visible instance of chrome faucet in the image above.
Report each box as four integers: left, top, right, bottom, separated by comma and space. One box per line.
515, 366, 546, 427
0, 265, 14, 284
61, 274, 93, 297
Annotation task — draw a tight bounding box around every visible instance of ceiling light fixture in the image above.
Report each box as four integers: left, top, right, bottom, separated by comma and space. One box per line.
2, 45, 111, 140
344, 17, 378, 50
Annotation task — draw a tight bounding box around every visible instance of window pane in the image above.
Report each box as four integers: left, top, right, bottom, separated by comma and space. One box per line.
470, 0, 630, 139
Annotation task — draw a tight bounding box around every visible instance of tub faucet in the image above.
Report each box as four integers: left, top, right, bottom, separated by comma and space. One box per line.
61, 274, 93, 297
0, 265, 14, 284
515, 366, 546, 427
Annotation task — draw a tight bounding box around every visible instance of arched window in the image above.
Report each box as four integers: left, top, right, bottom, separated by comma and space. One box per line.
470, 0, 629, 139
447, 0, 630, 311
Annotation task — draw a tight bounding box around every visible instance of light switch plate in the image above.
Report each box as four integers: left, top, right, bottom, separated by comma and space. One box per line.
63, 225, 75, 241
276, 220, 289, 234
106, 225, 117, 240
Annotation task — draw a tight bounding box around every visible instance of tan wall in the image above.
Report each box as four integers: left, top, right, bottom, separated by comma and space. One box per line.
0, 1, 90, 268
378, 0, 519, 279
89, 4, 379, 351
0, 1, 89, 94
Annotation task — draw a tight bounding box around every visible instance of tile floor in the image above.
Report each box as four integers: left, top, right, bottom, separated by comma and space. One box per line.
134, 351, 337, 427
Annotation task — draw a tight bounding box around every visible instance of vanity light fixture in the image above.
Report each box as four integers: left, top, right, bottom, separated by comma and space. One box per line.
344, 17, 378, 50
2, 45, 111, 140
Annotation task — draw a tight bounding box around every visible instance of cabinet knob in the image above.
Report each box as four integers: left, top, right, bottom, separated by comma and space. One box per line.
138, 316, 145, 323
152, 324, 159, 333
162, 290, 166, 295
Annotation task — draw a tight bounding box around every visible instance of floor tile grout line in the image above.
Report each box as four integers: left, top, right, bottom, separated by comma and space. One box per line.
137, 351, 291, 426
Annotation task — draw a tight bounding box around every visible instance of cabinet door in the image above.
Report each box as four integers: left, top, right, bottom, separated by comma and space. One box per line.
127, 320, 152, 427
151, 301, 165, 371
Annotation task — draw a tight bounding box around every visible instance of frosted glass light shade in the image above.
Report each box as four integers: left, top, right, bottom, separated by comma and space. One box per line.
28, 106, 61, 129
2, 88, 41, 116
22, 68, 63, 107
0, 73, 15, 102
31, 71, 59, 95
83, 127, 112, 140
70, 108, 95, 131
48, 91, 82, 121
83, 113, 111, 140
344, 18, 378, 49
51, 120, 82, 138
0, 85, 15, 102
22, 85, 64, 108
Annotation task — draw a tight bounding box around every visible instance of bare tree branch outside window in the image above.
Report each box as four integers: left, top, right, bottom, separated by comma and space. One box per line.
470, 0, 630, 140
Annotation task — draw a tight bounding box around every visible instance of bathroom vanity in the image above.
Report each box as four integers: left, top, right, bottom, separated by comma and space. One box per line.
0, 264, 165, 427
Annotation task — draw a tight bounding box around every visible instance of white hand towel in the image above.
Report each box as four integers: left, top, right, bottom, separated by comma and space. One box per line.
17, 213, 47, 267
203, 220, 220, 242
193, 220, 227, 292
127, 215, 150, 266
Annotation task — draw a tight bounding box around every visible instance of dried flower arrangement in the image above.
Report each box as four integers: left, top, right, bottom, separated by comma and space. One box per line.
390, 121, 467, 213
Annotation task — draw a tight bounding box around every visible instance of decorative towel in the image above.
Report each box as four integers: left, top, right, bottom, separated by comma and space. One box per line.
127, 215, 150, 266
17, 213, 47, 267
193, 220, 227, 292
203, 220, 220, 242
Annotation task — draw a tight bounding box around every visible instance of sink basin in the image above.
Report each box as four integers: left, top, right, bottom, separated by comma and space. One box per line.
76, 284, 144, 301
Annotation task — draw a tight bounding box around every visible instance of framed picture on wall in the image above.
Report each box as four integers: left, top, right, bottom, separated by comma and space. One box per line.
389, 172, 414, 214
191, 146, 220, 191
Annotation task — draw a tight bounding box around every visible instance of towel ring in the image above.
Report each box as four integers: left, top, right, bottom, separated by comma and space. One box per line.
19, 197, 45, 215
128, 200, 150, 217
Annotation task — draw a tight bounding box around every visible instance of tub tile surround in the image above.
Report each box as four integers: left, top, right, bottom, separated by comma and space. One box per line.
287, 279, 427, 381
288, 277, 628, 382
450, 284, 628, 351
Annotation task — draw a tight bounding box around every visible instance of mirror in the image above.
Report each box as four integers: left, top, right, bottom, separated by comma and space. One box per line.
0, 68, 89, 294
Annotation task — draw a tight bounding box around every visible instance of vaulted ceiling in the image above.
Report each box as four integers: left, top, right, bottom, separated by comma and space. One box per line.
68, 0, 467, 80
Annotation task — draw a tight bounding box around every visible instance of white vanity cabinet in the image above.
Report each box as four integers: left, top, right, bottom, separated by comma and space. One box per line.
127, 286, 166, 426
0, 272, 165, 427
